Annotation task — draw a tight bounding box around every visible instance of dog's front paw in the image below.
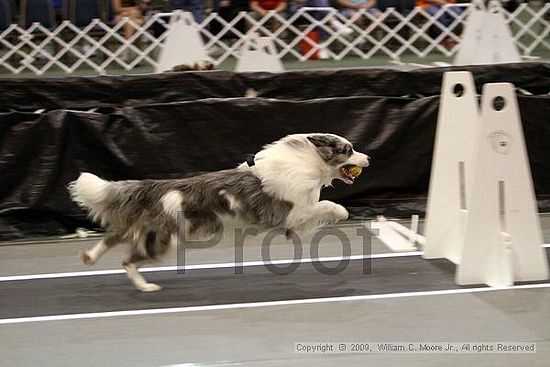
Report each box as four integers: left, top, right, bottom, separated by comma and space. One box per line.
137, 283, 162, 292
331, 204, 349, 222
318, 201, 349, 222
80, 251, 96, 265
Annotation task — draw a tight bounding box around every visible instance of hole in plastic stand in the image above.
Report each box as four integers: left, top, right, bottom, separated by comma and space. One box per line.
453, 83, 465, 97
493, 96, 506, 111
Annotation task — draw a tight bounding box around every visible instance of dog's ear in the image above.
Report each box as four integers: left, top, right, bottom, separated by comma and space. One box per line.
307, 136, 334, 162
307, 135, 331, 148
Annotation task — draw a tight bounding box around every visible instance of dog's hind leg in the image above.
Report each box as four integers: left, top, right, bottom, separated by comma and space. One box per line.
122, 252, 162, 292
81, 233, 123, 265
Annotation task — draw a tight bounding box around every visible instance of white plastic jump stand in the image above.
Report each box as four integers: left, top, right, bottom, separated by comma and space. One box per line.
456, 83, 549, 287
454, 0, 521, 65
235, 32, 284, 73
423, 71, 479, 264
155, 11, 210, 73
372, 216, 423, 252
384, 215, 426, 247
406, 215, 422, 246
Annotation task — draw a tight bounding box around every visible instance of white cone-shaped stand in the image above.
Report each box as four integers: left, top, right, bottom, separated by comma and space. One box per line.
423, 71, 479, 264
454, 0, 520, 65
235, 33, 283, 73
454, 1, 486, 65
156, 11, 209, 73
456, 83, 549, 286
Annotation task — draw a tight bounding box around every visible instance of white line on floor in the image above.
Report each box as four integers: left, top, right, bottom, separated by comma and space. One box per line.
1, 282, 549, 325
1, 243, 549, 282
0, 251, 423, 282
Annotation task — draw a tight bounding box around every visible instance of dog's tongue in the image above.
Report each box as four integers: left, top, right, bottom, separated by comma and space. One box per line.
340, 165, 362, 184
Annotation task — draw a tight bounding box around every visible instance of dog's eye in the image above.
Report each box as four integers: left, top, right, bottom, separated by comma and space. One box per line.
344, 146, 352, 156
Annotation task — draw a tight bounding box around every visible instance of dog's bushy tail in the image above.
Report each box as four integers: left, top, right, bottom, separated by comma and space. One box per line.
69, 173, 110, 218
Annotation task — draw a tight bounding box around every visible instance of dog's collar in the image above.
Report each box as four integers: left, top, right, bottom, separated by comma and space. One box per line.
246, 154, 256, 167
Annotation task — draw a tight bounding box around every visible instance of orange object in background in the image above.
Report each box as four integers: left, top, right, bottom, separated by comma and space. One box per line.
299, 31, 320, 60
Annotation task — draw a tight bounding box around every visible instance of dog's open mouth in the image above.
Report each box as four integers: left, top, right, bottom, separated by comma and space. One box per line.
339, 165, 362, 184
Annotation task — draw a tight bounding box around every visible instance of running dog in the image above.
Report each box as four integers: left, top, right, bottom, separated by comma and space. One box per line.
69, 133, 370, 291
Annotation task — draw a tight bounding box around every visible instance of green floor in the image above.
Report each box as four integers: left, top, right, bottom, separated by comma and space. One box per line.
1, 48, 548, 79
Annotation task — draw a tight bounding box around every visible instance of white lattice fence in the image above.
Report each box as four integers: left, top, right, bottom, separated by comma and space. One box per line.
0, 3, 548, 75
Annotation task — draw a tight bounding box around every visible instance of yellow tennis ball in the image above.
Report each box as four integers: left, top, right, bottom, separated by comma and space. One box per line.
349, 166, 362, 178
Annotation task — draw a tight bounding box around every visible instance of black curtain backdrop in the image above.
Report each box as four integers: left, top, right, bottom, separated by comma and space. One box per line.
0, 63, 549, 240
